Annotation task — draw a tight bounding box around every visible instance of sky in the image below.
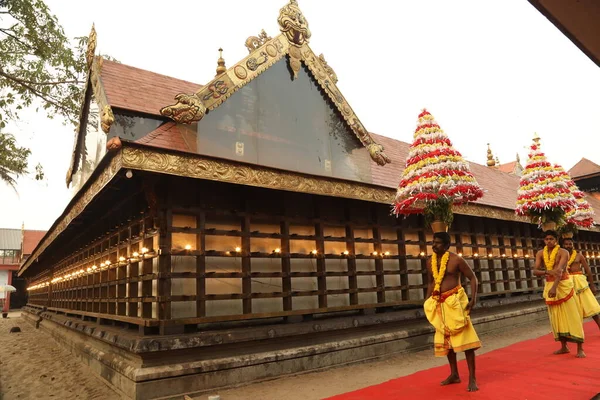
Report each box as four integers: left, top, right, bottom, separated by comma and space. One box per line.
1, 0, 599, 231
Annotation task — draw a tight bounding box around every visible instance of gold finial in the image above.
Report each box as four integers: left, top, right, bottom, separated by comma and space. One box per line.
278, 0, 311, 46
495, 156, 500, 165
486, 143, 496, 167
86, 23, 97, 70
216, 48, 227, 76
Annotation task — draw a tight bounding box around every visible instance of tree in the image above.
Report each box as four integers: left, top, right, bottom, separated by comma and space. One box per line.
0, 0, 89, 128
393, 109, 484, 230
0, 131, 43, 191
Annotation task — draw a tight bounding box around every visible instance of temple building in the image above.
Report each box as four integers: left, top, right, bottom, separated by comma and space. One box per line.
18, 1, 600, 399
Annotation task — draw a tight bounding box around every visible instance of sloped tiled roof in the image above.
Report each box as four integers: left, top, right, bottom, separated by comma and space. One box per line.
369, 133, 521, 210
498, 161, 517, 174
0, 229, 21, 250
22, 230, 46, 255
568, 158, 600, 179
135, 122, 197, 152
100, 60, 202, 116
97, 61, 600, 217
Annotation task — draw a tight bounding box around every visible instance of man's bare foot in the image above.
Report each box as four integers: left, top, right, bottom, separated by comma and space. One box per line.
553, 347, 569, 355
576, 350, 586, 358
440, 374, 461, 386
467, 379, 479, 392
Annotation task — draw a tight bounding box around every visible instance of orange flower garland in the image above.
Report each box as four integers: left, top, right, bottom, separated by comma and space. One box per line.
543, 245, 560, 270
431, 251, 450, 296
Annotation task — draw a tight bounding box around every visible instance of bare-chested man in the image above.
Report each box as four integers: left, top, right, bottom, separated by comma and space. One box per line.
561, 237, 600, 331
424, 232, 480, 392
534, 230, 585, 357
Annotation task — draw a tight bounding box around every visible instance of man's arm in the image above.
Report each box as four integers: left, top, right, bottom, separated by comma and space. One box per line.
533, 250, 549, 277
425, 258, 434, 299
458, 256, 478, 313
579, 254, 597, 295
548, 250, 568, 297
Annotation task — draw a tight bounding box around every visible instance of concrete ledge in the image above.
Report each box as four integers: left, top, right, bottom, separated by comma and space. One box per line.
21, 301, 550, 400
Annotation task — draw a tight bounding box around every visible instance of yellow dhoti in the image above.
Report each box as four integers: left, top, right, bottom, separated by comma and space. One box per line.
571, 272, 600, 319
543, 274, 584, 343
424, 285, 481, 357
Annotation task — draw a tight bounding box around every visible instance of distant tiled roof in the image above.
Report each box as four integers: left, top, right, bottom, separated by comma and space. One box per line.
100, 60, 202, 116
369, 133, 521, 210
568, 158, 600, 179
498, 161, 517, 174
22, 230, 46, 255
0, 229, 21, 250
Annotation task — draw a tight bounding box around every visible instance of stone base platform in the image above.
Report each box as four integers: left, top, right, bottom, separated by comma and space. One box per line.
21, 297, 550, 400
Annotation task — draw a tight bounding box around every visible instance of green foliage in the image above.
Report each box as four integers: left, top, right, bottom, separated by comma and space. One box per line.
557, 222, 578, 236
0, 132, 30, 190
423, 198, 454, 227
527, 207, 566, 226
0, 0, 90, 128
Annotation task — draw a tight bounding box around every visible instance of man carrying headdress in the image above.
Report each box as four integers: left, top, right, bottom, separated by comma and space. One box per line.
534, 230, 585, 357
424, 232, 481, 392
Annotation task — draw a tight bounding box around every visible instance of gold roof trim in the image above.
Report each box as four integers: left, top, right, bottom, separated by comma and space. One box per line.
66, 25, 115, 187
20, 152, 123, 276
21, 142, 600, 277
160, 0, 391, 166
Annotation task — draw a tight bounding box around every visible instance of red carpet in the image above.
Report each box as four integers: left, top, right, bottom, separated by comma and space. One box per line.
327, 322, 600, 400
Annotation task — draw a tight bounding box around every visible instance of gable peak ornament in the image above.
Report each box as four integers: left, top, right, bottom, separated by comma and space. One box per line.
278, 0, 311, 47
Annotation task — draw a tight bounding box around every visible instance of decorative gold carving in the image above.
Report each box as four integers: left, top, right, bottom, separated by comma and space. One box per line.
162, 37, 287, 125
278, 0, 311, 47
121, 147, 395, 204
21, 153, 123, 276
288, 45, 303, 79
454, 204, 530, 224
367, 143, 392, 167
23, 142, 600, 277
318, 53, 337, 83
106, 136, 122, 151
215, 48, 227, 76
201, 75, 234, 109
67, 55, 113, 187
245, 29, 272, 53
487, 143, 496, 167
300, 46, 391, 166
100, 104, 114, 134
265, 44, 278, 57
86, 24, 97, 70
90, 57, 113, 134
234, 65, 248, 79
246, 51, 269, 72
160, 94, 207, 124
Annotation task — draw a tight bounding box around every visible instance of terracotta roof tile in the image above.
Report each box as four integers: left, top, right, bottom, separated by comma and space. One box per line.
498, 161, 517, 174
100, 60, 202, 116
568, 158, 600, 179
23, 230, 47, 255
370, 133, 522, 210
135, 122, 197, 152
104, 62, 599, 219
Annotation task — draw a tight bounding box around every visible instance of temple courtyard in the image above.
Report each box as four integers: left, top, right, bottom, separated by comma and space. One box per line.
1, 310, 598, 399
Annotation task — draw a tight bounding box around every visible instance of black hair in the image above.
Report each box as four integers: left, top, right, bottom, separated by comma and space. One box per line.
542, 230, 558, 239
559, 237, 574, 246
433, 232, 451, 248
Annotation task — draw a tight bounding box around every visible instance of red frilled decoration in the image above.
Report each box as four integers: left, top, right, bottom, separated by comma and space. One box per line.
392, 109, 484, 215
515, 136, 576, 222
